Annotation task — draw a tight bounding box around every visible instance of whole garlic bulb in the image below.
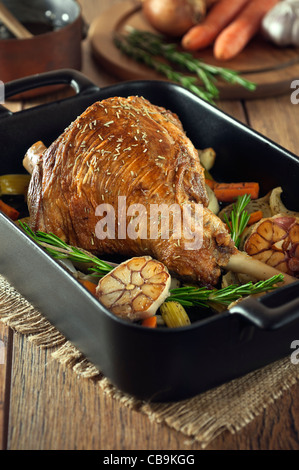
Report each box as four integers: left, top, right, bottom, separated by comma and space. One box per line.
262, 0, 299, 46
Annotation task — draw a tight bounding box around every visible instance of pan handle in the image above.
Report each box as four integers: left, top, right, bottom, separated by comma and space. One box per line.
0, 79, 12, 118
230, 280, 299, 330
0, 104, 12, 118
4, 69, 99, 100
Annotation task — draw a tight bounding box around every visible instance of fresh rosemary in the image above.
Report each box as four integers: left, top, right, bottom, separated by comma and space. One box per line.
167, 274, 284, 308
223, 194, 251, 248
114, 34, 214, 103
19, 221, 283, 310
19, 221, 113, 277
114, 28, 256, 105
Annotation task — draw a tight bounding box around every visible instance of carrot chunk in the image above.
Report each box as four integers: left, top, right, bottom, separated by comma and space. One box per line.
247, 210, 263, 226
213, 182, 259, 202
205, 178, 215, 190
79, 279, 98, 297
141, 316, 157, 328
0, 199, 20, 220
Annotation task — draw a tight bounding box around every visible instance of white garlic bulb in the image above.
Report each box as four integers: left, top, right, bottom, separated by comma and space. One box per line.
262, 0, 299, 46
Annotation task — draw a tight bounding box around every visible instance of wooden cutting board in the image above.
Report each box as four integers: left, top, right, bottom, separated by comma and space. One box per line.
89, 0, 299, 100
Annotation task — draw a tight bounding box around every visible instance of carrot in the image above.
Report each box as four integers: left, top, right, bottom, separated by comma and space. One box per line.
181, 0, 250, 51
79, 279, 98, 297
247, 210, 263, 226
141, 316, 157, 328
214, 0, 279, 61
213, 182, 259, 202
0, 199, 20, 220
205, 178, 215, 190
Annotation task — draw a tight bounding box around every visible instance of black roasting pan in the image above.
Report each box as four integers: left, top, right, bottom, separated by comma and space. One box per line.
1, 69, 299, 402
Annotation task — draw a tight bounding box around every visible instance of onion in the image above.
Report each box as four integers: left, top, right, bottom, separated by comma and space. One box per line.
141, 0, 207, 37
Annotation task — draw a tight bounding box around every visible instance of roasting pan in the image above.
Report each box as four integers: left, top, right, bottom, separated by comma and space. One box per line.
1, 69, 299, 402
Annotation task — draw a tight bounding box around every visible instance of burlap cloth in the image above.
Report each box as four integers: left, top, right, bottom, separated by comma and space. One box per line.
1, 274, 299, 448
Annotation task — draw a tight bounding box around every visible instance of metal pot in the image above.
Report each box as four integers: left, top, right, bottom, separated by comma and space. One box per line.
0, 0, 83, 96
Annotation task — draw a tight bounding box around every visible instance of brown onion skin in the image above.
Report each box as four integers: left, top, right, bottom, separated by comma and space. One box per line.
142, 0, 196, 37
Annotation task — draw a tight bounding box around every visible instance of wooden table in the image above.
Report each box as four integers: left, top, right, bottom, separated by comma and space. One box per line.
1, 0, 299, 451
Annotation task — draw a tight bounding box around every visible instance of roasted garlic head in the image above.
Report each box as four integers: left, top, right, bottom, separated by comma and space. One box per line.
244, 215, 299, 277
96, 256, 171, 321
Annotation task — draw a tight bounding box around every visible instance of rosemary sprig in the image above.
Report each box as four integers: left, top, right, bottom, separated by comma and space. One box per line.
130, 29, 256, 91
167, 274, 284, 308
19, 221, 113, 277
114, 28, 256, 104
19, 221, 283, 310
223, 194, 251, 248
114, 34, 215, 104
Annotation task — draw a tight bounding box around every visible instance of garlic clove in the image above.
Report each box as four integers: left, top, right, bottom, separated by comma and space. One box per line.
262, 0, 299, 47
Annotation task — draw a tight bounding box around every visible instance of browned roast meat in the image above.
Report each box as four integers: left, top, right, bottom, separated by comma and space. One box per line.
26, 95, 293, 287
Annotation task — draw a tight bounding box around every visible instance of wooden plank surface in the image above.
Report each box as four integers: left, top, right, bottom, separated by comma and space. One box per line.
246, 94, 299, 156
7, 330, 299, 450
2, 0, 299, 451
8, 335, 203, 450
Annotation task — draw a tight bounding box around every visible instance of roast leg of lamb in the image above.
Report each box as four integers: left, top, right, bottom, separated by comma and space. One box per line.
24, 96, 295, 287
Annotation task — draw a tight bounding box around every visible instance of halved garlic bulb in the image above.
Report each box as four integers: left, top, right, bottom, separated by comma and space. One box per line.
96, 256, 171, 321
244, 214, 299, 277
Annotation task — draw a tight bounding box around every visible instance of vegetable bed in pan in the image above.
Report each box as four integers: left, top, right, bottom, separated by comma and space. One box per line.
1, 69, 299, 402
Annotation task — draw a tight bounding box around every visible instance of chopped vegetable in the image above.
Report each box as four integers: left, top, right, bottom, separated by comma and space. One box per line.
205, 178, 215, 190
96, 256, 171, 321
247, 210, 263, 226
181, 0, 250, 50
0, 174, 31, 196
23, 140, 47, 174
213, 182, 259, 202
197, 147, 216, 171
0, 199, 20, 220
222, 194, 251, 247
213, 0, 279, 61
141, 316, 158, 328
160, 301, 191, 328
206, 184, 219, 214
79, 279, 98, 296
269, 187, 299, 218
